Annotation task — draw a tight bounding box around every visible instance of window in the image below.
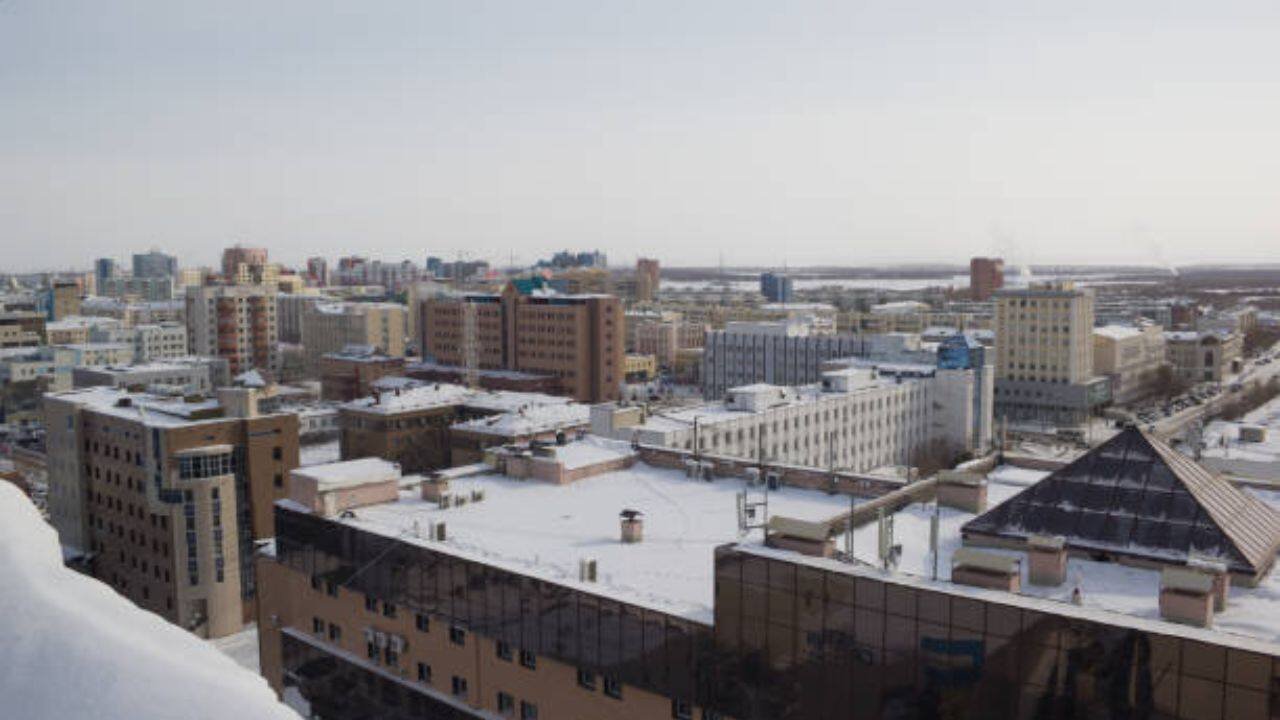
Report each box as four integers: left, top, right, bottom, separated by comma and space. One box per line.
416, 662, 431, 683
414, 613, 429, 632
312, 617, 324, 635
496, 692, 514, 715
273, 473, 283, 488
325, 581, 338, 597
365, 596, 378, 613
382, 602, 397, 619
272, 446, 282, 460
451, 676, 468, 698
518, 649, 536, 670
495, 640, 513, 661
328, 623, 341, 642
367, 642, 378, 660
449, 625, 466, 645
576, 668, 596, 690
603, 675, 622, 699
383, 646, 398, 666
672, 699, 692, 720
520, 701, 538, 720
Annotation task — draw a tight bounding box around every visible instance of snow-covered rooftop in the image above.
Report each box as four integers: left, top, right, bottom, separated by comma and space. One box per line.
451, 401, 589, 437
789, 464, 1280, 651
343, 382, 575, 417
0, 483, 299, 719
47, 386, 228, 428
1093, 324, 1145, 340
308, 456, 858, 623
294, 457, 401, 491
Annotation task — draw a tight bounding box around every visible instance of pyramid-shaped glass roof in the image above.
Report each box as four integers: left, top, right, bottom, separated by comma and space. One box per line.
963, 427, 1280, 578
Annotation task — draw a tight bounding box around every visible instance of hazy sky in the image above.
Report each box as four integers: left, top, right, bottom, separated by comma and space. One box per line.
2, 1, 1279, 272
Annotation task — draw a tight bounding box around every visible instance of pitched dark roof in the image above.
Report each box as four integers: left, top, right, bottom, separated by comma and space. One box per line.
963, 427, 1280, 576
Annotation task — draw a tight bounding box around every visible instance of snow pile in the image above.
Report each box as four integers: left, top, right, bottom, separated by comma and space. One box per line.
0, 483, 298, 720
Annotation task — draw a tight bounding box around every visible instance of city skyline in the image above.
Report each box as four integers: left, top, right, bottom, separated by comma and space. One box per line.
4, 1, 1280, 271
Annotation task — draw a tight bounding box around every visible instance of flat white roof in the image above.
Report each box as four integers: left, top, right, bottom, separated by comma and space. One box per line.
293, 457, 401, 491
452, 402, 589, 437
324, 458, 857, 623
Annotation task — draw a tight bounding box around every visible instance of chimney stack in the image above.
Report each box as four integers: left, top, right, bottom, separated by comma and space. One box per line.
620, 509, 644, 543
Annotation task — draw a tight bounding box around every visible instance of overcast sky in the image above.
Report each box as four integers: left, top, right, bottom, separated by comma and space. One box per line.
2, 1, 1279, 272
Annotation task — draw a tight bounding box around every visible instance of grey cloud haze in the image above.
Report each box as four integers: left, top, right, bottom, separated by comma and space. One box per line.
2, 1, 1278, 270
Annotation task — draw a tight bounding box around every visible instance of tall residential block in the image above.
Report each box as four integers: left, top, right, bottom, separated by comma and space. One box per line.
185, 284, 279, 375
133, 250, 179, 279
45, 385, 299, 638
635, 257, 660, 302
760, 271, 794, 303
969, 256, 1005, 301
419, 277, 623, 403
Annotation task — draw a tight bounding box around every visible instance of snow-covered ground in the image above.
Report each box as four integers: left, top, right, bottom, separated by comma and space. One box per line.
0, 483, 298, 719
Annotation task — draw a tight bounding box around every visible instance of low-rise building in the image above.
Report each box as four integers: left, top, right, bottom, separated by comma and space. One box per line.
0, 346, 76, 423
338, 383, 586, 473
72, 356, 230, 394
57, 342, 135, 367
319, 345, 407, 402
1166, 330, 1243, 384
1093, 323, 1169, 405
0, 310, 46, 347
597, 361, 992, 470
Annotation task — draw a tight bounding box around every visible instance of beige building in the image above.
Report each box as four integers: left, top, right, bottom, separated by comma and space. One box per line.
185, 284, 279, 375
1166, 330, 1243, 384
1092, 323, 1168, 405
45, 385, 299, 638
627, 311, 706, 367
301, 301, 407, 374
994, 281, 1106, 425
420, 277, 623, 403
0, 310, 45, 347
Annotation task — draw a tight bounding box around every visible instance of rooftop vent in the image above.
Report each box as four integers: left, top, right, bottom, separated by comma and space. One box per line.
620, 509, 644, 543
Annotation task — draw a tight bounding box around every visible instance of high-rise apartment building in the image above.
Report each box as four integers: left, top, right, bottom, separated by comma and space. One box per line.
133, 250, 179, 279
969, 256, 1005, 301
993, 281, 1108, 425
45, 385, 299, 638
300, 301, 407, 373
635, 257, 660, 302
185, 284, 279, 375
49, 281, 81, 320
221, 245, 276, 286
94, 258, 118, 289
306, 257, 329, 287
419, 277, 623, 403
760, 271, 794, 303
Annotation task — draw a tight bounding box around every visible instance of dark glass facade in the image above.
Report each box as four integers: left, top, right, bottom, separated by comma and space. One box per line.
274, 505, 720, 708
273, 504, 1279, 720
282, 632, 480, 719
711, 546, 1278, 720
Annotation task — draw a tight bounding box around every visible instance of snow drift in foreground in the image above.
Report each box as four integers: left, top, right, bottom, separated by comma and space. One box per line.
0, 482, 298, 720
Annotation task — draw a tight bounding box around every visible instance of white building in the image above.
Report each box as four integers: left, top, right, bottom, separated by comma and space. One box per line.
701, 322, 935, 399
130, 322, 189, 362
595, 363, 992, 472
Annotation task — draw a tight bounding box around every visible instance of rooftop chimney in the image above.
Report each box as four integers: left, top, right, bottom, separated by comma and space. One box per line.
620, 509, 644, 543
